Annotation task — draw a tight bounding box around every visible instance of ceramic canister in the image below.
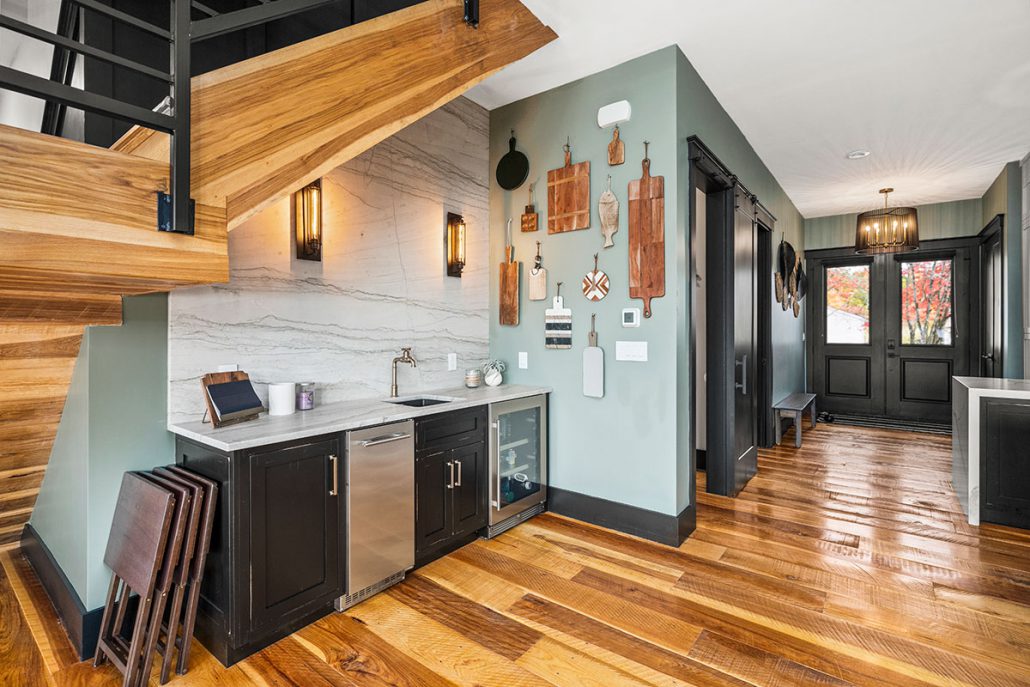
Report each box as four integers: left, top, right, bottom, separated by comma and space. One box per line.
268, 382, 296, 416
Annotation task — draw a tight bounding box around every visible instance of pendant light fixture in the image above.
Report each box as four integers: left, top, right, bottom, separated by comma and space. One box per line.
855, 187, 918, 254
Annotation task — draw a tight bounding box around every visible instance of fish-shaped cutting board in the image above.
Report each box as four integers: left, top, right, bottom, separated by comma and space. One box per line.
598, 175, 619, 249
529, 241, 547, 301
627, 142, 665, 318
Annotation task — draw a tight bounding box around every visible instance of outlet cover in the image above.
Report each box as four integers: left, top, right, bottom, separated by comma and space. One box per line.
447, 353, 457, 371
217, 364, 239, 372
518, 351, 528, 369
615, 341, 648, 362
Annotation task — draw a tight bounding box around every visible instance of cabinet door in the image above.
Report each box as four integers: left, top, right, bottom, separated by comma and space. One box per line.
450, 441, 487, 538
415, 451, 452, 555
982, 399, 1030, 529
247, 438, 341, 636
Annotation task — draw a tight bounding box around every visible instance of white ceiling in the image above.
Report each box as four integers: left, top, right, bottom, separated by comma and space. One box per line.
466, 0, 1030, 218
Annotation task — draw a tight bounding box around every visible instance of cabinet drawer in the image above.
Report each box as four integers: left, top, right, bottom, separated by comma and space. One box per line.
416, 406, 487, 452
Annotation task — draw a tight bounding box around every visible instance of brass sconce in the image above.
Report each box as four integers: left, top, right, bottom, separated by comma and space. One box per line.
294, 179, 323, 261
446, 212, 466, 277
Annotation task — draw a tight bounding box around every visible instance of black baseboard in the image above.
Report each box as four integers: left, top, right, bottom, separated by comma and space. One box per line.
20, 524, 103, 660
548, 487, 695, 547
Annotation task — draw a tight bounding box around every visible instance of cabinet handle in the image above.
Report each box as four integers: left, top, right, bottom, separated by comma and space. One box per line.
329, 454, 339, 496
455, 459, 462, 487
446, 461, 454, 489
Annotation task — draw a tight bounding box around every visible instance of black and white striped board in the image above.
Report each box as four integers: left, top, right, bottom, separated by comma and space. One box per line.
545, 295, 572, 349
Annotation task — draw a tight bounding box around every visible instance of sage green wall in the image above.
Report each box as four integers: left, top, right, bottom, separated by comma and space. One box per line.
804, 198, 983, 250
489, 46, 807, 517
490, 48, 682, 517
29, 294, 174, 609
983, 162, 1024, 378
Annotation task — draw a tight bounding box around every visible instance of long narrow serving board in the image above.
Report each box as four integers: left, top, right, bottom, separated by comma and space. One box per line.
500, 245, 520, 325
547, 144, 590, 233
627, 151, 665, 318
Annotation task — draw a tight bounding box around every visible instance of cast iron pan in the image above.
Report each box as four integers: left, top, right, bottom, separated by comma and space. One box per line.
496, 131, 529, 190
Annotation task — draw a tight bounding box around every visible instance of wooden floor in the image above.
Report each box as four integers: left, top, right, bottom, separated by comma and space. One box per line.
2, 423, 1028, 686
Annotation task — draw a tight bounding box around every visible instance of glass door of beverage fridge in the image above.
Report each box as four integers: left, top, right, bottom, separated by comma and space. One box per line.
489, 395, 547, 525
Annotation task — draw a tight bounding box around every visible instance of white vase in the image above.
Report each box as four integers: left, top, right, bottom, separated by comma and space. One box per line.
484, 368, 503, 387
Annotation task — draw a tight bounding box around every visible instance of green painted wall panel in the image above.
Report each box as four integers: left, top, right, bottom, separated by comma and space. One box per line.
805, 198, 983, 250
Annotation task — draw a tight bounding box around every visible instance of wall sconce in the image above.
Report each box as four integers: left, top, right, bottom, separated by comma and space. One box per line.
294, 179, 322, 262
446, 212, 466, 277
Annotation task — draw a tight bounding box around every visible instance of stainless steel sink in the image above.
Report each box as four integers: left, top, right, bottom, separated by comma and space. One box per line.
385, 395, 459, 408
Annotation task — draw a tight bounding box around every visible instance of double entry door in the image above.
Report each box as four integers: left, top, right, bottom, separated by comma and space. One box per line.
808, 240, 973, 424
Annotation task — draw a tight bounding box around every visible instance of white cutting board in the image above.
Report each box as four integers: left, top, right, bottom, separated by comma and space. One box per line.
583, 314, 604, 398
529, 266, 547, 301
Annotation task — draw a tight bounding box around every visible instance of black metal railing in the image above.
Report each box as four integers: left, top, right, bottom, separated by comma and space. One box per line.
0, 0, 479, 236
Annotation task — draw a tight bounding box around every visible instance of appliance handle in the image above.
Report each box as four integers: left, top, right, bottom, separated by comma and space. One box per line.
735, 354, 748, 395
329, 454, 339, 496
493, 421, 502, 509
360, 432, 411, 448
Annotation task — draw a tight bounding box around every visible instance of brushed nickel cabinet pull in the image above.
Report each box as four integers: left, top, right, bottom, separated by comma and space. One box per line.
329, 454, 339, 496
455, 459, 462, 487
446, 461, 454, 489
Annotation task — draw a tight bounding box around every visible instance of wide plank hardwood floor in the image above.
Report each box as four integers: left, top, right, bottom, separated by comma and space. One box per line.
1, 423, 1028, 686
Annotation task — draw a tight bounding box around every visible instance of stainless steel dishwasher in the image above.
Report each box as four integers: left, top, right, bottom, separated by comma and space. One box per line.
336, 420, 414, 610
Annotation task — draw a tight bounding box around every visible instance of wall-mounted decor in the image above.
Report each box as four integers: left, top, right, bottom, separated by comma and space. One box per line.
607, 126, 625, 166
597, 99, 632, 128
529, 241, 547, 301
582, 253, 610, 301
628, 142, 665, 318
499, 219, 520, 326
547, 138, 590, 233
545, 282, 572, 349
599, 174, 619, 248
446, 212, 466, 277
583, 314, 604, 398
855, 187, 919, 254
521, 183, 538, 232
294, 179, 322, 261
496, 130, 529, 190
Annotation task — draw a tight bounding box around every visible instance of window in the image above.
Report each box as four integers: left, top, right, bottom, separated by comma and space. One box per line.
901, 259, 953, 345
826, 264, 870, 344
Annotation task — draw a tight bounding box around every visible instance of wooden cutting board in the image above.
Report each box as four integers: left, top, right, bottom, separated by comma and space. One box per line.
627, 147, 664, 318
547, 142, 590, 233
499, 220, 520, 325
521, 184, 538, 233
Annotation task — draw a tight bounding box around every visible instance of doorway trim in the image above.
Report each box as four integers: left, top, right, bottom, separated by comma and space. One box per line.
978, 214, 1004, 377
688, 136, 774, 496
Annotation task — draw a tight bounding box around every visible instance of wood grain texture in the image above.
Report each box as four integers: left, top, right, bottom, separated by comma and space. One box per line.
627, 156, 665, 318
4, 424, 1029, 685
546, 149, 590, 233
499, 252, 520, 326
114, 0, 556, 230
0, 125, 229, 293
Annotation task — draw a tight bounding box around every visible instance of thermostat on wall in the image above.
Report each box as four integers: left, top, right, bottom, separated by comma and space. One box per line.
621, 308, 641, 327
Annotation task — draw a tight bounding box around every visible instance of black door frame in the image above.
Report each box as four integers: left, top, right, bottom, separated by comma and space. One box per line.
689, 137, 773, 497
978, 214, 1004, 377
806, 236, 979, 422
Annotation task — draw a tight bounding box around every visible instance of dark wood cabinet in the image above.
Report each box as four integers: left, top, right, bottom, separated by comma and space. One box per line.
981, 399, 1030, 529
415, 407, 488, 565
176, 433, 343, 666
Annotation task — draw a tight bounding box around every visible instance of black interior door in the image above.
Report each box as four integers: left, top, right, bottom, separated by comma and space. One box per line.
247, 437, 341, 637
732, 187, 758, 489
980, 224, 1003, 377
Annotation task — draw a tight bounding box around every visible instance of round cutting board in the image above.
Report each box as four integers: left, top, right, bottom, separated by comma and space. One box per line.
582, 255, 610, 301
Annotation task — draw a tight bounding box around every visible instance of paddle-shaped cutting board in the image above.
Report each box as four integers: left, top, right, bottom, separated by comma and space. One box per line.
499, 219, 520, 325
583, 314, 603, 398
547, 142, 590, 233
545, 284, 571, 349
627, 148, 665, 318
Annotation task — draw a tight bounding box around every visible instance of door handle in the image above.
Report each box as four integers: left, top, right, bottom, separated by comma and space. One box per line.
360, 432, 411, 447
329, 454, 339, 496
446, 461, 454, 489
735, 354, 748, 395
982, 353, 994, 361
454, 459, 462, 487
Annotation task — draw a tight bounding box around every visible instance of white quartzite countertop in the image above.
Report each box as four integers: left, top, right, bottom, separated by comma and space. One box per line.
168, 384, 551, 452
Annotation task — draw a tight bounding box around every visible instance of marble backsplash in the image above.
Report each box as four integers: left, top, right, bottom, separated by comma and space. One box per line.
168, 97, 490, 423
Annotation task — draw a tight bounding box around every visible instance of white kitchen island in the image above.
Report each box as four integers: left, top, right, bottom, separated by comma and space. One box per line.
952, 376, 1030, 526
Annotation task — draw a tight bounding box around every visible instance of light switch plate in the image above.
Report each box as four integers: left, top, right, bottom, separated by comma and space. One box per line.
447, 353, 457, 371
217, 364, 239, 372
518, 351, 528, 369
615, 341, 648, 362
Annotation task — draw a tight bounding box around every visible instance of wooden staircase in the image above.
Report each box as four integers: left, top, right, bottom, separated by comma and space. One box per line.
0, 0, 555, 547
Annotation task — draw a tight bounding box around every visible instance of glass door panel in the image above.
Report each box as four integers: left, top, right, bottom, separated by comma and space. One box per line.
497, 406, 541, 508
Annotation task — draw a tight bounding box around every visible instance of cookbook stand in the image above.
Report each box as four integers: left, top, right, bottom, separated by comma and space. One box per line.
200, 371, 262, 428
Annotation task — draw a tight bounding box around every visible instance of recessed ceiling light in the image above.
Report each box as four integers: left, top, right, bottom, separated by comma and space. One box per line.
846, 150, 871, 160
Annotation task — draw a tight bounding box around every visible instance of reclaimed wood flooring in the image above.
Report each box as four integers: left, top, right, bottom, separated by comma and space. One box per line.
1, 423, 1028, 686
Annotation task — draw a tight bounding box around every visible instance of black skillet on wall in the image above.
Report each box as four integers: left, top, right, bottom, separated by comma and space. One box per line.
496, 131, 529, 190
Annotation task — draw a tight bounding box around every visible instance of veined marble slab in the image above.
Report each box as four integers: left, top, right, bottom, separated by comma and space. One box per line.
169, 384, 550, 452
952, 376, 1030, 525
168, 97, 490, 424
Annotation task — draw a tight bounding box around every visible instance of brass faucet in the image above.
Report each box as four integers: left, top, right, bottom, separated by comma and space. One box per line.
391, 347, 417, 398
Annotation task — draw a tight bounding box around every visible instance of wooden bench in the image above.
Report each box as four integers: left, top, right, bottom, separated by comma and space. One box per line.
773, 392, 817, 448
